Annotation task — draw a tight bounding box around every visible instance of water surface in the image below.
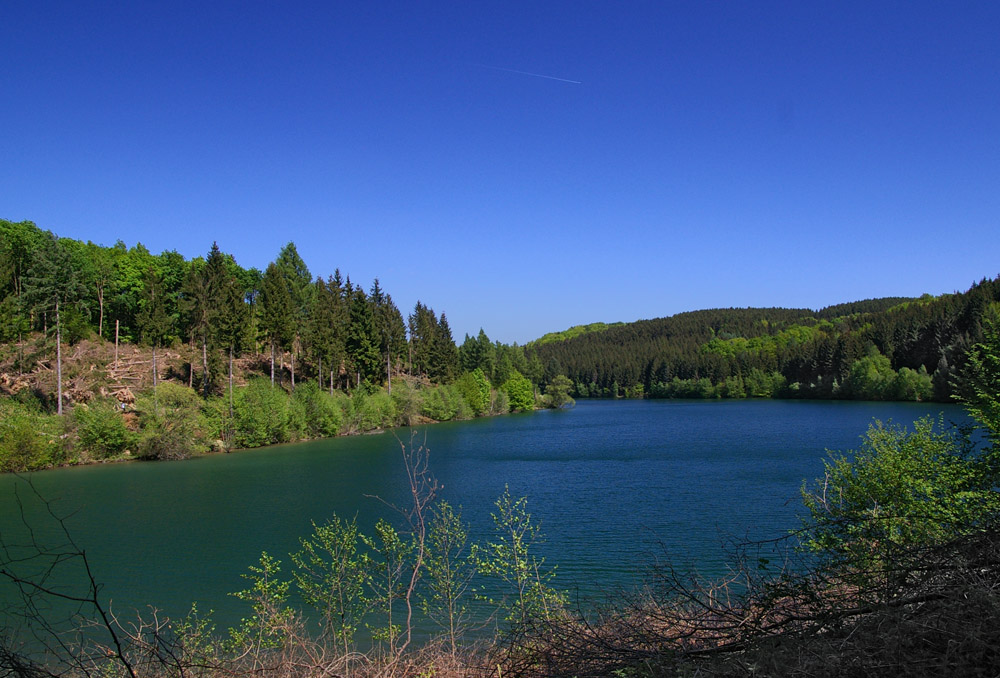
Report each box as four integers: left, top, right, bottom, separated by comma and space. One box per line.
0, 399, 967, 628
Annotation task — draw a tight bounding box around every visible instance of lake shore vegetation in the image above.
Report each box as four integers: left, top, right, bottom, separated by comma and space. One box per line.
2, 317, 999, 675
0, 218, 552, 473
5, 217, 998, 474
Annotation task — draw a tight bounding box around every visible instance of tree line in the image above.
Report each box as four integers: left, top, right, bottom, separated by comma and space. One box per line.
0, 218, 552, 401
531, 279, 1000, 401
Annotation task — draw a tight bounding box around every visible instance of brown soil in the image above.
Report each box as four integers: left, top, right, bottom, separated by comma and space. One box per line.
0, 334, 269, 407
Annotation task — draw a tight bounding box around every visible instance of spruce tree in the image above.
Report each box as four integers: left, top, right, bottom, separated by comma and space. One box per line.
260, 263, 295, 386
23, 233, 87, 414
135, 265, 171, 402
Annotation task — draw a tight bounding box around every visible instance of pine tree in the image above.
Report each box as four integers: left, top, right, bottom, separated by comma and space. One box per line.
23, 233, 88, 414
135, 265, 171, 402
260, 263, 295, 387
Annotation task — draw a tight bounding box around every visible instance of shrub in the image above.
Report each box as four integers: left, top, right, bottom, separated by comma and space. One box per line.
0, 401, 60, 471
801, 417, 1000, 568
420, 385, 459, 421
354, 390, 395, 431
502, 371, 534, 412
455, 369, 491, 416
232, 379, 291, 448
74, 399, 135, 460
134, 382, 211, 459
291, 383, 342, 439
390, 381, 421, 426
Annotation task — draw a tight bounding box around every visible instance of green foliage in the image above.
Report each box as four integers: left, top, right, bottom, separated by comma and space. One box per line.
134, 382, 210, 459
530, 321, 624, 346
891, 365, 933, 401
422, 501, 477, 653
544, 375, 575, 409
958, 310, 1000, 438
74, 399, 135, 460
531, 279, 1000, 403
390, 380, 422, 426
455, 368, 491, 416
419, 384, 468, 422
476, 486, 567, 632
290, 382, 342, 438
801, 417, 1000, 568
502, 370, 534, 412
291, 516, 370, 654
232, 378, 291, 448
844, 347, 897, 400
228, 552, 293, 658
349, 389, 396, 432
0, 400, 62, 471
362, 518, 412, 651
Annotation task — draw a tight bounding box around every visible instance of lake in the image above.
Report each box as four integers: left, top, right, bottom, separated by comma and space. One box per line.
0, 399, 968, 630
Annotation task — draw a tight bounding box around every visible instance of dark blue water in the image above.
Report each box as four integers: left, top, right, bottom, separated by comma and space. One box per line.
0, 399, 967, 629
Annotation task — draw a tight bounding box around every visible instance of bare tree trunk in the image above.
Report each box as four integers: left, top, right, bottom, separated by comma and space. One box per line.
152, 343, 159, 415
97, 290, 104, 338
270, 341, 275, 386
229, 344, 234, 419
56, 299, 63, 416
114, 319, 119, 368
330, 369, 334, 396
290, 348, 296, 391
387, 352, 392, 396
202, 335, 208, 396
318, 356, 323, 389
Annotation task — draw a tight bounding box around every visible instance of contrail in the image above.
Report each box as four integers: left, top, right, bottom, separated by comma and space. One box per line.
478, 64, 582, 85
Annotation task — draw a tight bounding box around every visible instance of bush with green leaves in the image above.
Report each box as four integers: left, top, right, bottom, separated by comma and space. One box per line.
801, 417, 1000, 568
134, 382, 211, 459
290, 382, 342, 439
227, 552, 294, 665
0, 400, 62, 471
232, 378, 291, 448
960, 309, 1000, 439
291, 515, 370, 656
502, 370, 535, 412
422, 501, 477, 654
419, 384, 465, 421
476, 486, 567, 632
74, 398, 135, 460
455, 369, 491, 416
543, 375, 576, 409
390, 380, 422, 426
350, 389, 396, 432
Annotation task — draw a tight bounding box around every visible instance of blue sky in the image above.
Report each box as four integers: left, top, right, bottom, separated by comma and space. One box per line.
3, 2, 998, 344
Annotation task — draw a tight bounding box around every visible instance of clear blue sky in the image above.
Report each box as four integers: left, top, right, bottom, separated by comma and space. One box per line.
3, 1, 998, 344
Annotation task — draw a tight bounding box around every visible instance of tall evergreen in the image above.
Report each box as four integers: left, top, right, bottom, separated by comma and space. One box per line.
23, 233, 88, 414
215, 261, 251, 416
274, 242, 312, 389
260, 262, 295, 387
431, 313, 460, 382
346, 285, 380, 386
136, 266, 171, 409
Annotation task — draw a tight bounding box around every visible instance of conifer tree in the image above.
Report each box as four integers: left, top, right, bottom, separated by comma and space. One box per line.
23, 233, 87, 414
260, 263, 295, 387
135, 265, 171, 400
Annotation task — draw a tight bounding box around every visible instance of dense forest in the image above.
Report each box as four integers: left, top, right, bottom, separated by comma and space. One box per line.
0, 218, 564, 471
532, 280, 1000, 402
3, 216, 999, 472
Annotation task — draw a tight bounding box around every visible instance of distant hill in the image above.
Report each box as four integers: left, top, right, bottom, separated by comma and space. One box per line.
529, 322, 625, 347
530, 281, 1000, 401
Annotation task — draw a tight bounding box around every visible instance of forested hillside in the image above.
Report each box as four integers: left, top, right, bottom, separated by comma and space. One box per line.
532, 280, 1000, 401
0, 219, 548, 471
